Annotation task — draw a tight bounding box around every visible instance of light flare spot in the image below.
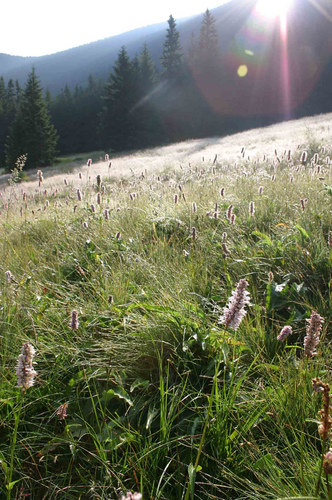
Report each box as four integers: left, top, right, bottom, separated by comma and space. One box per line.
237, 65, 248, 77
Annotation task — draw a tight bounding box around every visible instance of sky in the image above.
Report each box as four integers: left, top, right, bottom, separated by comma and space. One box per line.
1, 0, 230, 57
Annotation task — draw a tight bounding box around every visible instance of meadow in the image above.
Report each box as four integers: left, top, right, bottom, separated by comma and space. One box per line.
0, 113, 331, 499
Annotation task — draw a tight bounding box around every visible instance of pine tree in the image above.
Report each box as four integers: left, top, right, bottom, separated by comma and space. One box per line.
0, 77, 5, 113
160, 15, 183, 81
15, 80, 21, 100
135, 44, 163, 147
5, 68, 58, 170
140, 44, 157, 92
101, 46, 140, 151
199, 9, 219, 55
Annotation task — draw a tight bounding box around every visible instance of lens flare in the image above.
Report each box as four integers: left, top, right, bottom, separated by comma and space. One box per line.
255, 0, 293, 19
237, 65, 248, 77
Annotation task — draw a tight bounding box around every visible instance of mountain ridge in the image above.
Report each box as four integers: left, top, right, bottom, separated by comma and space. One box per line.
0, 2, 251, 93
0, 0, 331, 119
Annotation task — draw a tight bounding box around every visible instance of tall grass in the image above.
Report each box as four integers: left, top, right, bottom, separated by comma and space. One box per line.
0, 128, 331, 498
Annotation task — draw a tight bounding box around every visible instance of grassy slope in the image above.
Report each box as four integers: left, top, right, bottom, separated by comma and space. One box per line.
0, 114, 331, 499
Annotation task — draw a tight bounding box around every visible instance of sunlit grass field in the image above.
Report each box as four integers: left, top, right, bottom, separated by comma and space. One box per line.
0, 114, 331, 499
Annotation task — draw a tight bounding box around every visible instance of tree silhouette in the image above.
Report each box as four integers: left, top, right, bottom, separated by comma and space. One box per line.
101, 47, 141, 151
161, 15, 183, 81
5, 68, 58, 170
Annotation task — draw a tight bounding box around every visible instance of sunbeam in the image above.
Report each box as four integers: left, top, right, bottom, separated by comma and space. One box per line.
255, 0, 294, 19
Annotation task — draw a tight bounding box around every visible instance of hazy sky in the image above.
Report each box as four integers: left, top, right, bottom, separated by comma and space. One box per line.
1, 0, 229, 57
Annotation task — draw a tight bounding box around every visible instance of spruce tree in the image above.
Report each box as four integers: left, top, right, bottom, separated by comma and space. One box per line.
136, 44, 163, 147
101, 46, 140, 151
0, 77, 5, 112
140, 44, 157, 92
199, 9, 219, 55
160, 15, 183, 81
5, 68, 58, 170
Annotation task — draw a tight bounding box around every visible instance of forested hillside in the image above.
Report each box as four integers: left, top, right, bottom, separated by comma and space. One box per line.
0, 0, 331, 169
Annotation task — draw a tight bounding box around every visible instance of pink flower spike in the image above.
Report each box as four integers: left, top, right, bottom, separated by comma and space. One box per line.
219, 279, 251, 330
277, 325, 292, 342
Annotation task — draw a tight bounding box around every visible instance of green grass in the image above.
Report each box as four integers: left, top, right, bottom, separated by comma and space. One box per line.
0, 129, 331, 499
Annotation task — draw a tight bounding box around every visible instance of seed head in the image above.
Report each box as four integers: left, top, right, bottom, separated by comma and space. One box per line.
5, 270, 14, 283
312, 378, 331, 441
70, 310, 79, 330
249, 201, 255, 216
226, 205, 233, 220
56, 403, 68, 421
300, 151, 307, 163
222, 243, 230, 259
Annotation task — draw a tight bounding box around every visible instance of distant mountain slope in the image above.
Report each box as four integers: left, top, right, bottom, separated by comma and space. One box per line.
0, 22, 168, 93
1, 0, 331, 118
0, 1, 259, 93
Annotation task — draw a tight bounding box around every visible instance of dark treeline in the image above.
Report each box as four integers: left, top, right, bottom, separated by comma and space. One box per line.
0, 12, 229, 170
0, 9, 327, 171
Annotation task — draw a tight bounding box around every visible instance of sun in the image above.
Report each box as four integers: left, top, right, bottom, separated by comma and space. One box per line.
255, 0, 293, 19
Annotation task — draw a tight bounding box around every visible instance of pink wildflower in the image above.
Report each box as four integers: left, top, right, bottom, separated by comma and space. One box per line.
304, 311, 324, 357
16, 343, 37, 391
277, 325, 292, 341
219, 279, 251, 330
121, 493, 142, 500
